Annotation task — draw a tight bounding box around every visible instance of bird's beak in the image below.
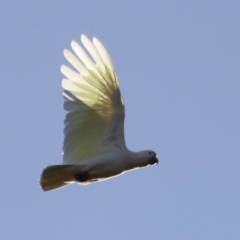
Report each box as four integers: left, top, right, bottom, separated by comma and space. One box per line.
149, 155, 158, 165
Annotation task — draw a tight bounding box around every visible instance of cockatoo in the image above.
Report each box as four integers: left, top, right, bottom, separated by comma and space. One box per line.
40, 35, 158, 191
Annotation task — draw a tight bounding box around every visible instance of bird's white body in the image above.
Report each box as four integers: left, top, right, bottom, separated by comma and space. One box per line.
40, 35, 158, 191
73, 149, 152, 182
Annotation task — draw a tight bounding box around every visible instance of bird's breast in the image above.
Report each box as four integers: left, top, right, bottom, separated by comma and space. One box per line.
87, 154, 127, 180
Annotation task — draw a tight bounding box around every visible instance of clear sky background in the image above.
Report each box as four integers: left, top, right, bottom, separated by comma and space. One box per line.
1, 1, 239, 239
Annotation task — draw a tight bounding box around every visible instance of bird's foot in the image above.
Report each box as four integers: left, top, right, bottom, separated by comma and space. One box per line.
75, 172, 89, 182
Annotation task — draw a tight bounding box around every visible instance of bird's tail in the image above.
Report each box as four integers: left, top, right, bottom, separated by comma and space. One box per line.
40, 165, 75, 191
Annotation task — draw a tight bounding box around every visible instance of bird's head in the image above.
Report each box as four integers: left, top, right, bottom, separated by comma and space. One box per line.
132, 150, 158, 169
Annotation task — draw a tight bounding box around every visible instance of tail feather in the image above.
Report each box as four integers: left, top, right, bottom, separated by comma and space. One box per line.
40, 165, 75, 191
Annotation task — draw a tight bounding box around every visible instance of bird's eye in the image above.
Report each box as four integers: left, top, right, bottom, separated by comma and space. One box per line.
149, 152, 152, 155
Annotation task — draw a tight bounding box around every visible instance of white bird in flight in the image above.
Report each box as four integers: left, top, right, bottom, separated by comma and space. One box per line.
40, 35, 158, 191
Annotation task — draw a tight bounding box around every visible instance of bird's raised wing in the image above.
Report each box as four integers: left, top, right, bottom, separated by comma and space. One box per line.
61, 35, 125, 164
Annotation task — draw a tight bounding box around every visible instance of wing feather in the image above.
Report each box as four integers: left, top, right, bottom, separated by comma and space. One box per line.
62, 35, 125, 164
81, 35, 104, 67
63, 50, 88, 75
71, 41, 96, 72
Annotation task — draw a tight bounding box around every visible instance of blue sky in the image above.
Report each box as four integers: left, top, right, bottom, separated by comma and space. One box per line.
1, 1, 239, 239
